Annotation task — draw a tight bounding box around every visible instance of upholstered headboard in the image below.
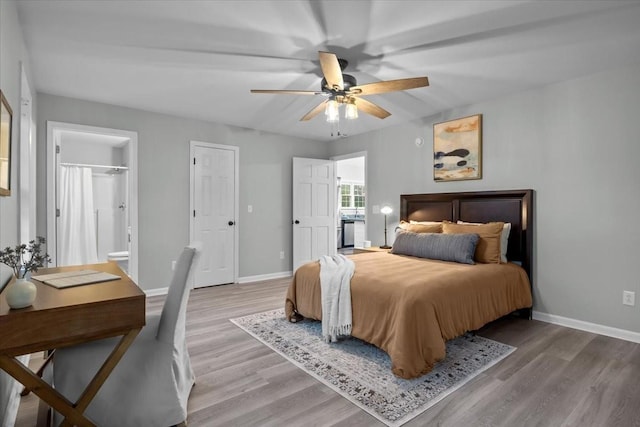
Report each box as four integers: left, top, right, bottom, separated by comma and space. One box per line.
400, 189, 534, 280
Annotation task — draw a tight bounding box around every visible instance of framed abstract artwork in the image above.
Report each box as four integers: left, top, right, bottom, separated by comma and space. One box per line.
0, 90, 12, 197
433, 114, 482, 182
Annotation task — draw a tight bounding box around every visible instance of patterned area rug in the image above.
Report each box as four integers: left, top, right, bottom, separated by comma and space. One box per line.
230, 309, 515, 426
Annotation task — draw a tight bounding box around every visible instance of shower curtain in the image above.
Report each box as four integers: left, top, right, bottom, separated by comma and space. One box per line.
59, 166, 99, 265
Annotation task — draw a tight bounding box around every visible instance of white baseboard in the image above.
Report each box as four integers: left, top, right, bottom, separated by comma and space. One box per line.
143, 271, 292, 295
238, 271, 292, 284
144, 287, 169, 297
533, 310, 640, 344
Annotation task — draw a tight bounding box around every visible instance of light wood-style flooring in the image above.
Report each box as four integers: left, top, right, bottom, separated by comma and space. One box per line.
16, 277, 640, 426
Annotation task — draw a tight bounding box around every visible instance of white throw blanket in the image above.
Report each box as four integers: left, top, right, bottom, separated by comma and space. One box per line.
319, 254, 355, 343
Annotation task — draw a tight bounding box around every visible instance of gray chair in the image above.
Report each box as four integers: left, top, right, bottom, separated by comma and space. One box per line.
53, 243, 201, 427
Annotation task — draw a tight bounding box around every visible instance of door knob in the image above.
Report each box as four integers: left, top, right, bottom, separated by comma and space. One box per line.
228, 221, 235, 226
294, 220, 300, 224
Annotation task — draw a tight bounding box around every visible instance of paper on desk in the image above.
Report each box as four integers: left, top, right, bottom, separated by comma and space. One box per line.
31, 269, 121, 289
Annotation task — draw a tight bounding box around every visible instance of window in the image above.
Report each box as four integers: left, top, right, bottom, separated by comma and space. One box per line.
354, 185, 365, 208
340, 184, 351, 208
339, 183, 365, 209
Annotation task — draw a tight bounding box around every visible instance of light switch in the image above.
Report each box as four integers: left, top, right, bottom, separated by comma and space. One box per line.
372, 205, 380, 214
248, 205, 253, 213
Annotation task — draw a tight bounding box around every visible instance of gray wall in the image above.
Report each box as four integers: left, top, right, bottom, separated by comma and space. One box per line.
36, 94, 330, 289
61, 138, 123, 165
0, 0, 29, 283
0, 0, 38, 423
330, 62, 640, 334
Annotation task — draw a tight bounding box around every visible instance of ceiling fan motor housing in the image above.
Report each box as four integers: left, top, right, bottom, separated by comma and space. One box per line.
321, 74, 357, 94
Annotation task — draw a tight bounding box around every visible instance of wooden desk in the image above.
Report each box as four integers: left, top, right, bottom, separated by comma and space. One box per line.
0, 262, 145, 427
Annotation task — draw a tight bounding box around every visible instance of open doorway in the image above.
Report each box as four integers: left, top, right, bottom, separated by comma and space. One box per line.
46, 122, 139, 282
333, 152, 366, 251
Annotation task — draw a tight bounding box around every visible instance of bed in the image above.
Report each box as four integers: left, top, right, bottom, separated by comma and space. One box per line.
285, 189, 534, 379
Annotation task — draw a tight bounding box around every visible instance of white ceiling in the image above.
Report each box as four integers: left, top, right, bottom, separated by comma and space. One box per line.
15, 0, 640, 142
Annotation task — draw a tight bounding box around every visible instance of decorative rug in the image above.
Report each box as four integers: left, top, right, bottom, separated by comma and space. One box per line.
230, 309, 516, 427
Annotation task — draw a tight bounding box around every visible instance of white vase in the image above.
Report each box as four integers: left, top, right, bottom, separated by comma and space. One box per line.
5, 277, 37, 309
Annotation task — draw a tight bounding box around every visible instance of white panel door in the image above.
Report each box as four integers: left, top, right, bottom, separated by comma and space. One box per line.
192, 144, 236, 287
292, 157, 336, 271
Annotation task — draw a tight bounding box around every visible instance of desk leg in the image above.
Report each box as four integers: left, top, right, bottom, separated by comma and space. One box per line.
0, 328, 141, 427
22, 350, 55, 396
0, 355, 94, 427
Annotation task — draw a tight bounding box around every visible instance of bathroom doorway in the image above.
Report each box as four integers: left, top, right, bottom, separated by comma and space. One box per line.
333, 152, 366, 250
46, 122, 138, 281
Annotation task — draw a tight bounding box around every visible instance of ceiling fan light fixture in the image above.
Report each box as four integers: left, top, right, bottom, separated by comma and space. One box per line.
325, 98, 340, 123
345, 97, 358, 120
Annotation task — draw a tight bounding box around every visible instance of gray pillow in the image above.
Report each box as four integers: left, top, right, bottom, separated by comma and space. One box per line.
391, 231, 479, 264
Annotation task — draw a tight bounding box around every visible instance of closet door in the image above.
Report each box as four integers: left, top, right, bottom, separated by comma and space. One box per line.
190, 142, 238, 287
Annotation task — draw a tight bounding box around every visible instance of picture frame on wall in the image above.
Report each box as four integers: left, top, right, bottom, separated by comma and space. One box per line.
433, 114, 482, 182
0, 90, 12, 197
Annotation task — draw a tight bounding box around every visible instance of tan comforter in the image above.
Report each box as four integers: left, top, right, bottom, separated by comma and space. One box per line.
285, 251, 532, 379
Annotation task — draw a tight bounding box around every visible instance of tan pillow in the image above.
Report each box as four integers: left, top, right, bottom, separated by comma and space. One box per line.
458, 220, 511, 262
398, 220, 442, 233
409, 220, 442, 225
442, 221, 504, 263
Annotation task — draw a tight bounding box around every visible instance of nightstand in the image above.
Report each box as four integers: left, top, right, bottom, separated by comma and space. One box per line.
352, 246, 391, 254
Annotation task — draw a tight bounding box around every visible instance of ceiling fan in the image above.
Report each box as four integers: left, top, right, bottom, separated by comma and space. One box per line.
250, 51, 429, 122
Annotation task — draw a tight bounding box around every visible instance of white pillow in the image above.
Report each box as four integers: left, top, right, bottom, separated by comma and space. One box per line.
457, 221, 511, 262
409, 220, 442, 225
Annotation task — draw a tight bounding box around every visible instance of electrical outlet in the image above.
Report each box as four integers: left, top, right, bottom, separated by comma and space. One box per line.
280, 251, 285, 259
623, 291, 635, 306
171, 260, 176, 271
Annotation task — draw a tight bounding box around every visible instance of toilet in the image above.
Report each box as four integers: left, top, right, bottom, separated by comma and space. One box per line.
107, 250, 129, 274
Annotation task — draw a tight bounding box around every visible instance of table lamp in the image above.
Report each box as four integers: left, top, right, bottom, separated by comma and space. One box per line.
380, 205, 393, 249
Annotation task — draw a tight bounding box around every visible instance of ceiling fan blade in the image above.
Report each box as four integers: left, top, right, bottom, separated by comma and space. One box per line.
354, 97, 391, 119
350, 77, 429, 96
300, 100, 328, 121
318, 51, 344, 91
251, 89, 321, 95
